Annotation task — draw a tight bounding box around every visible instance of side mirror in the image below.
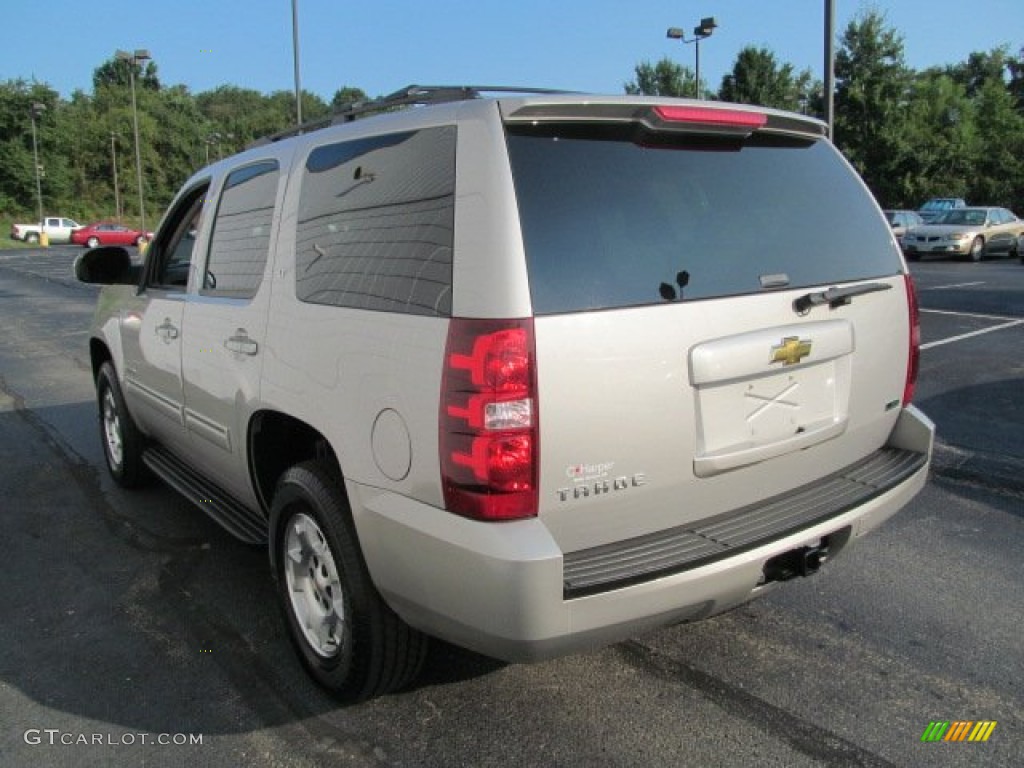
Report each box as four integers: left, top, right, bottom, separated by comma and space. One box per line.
74, 246, 141, 285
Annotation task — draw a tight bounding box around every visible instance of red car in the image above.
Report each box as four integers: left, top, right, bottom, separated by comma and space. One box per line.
71, 221, 151, 248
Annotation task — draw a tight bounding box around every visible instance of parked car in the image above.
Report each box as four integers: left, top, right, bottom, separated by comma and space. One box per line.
883, 209, 924, 247
916, 197, 966, 223
10, 216, 82, 244
71, 221, 151, 248
75, 86, 933, 701
903, 206, 1023, 261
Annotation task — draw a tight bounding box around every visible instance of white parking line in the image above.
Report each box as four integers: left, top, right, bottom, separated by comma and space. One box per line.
921, 318, 1024, 350
921, 308, 1019, 322
919, 281, 985, 290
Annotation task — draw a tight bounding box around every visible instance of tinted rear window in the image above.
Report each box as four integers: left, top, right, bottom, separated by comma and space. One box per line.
506, 128, 901, 315
295, 127, 455, 316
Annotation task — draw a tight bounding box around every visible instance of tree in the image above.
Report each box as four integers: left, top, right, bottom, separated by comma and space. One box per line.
0, 79, 68, 216
901, 72, 977, 205
719, 46, 813, 112
331, 86, 369, 110
92, 56, 160, 92
944, 47, 1012, 99
1008, 47, 1024, 110
625, 58, 703, 98
969, 77, 1024, 207
834, 10, 914, 205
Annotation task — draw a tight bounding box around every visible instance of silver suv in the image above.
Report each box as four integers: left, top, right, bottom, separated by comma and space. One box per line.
78, 86, 934, 701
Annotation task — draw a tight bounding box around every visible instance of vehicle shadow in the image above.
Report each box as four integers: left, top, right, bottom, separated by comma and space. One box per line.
0, 399, 505, 736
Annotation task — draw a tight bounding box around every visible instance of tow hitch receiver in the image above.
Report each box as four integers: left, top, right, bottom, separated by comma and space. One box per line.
763, 542, 830, 583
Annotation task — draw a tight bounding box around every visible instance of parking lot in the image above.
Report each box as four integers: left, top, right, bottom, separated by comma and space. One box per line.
0, 246, 1021, 767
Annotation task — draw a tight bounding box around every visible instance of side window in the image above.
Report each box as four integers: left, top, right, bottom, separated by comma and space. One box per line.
295, 126, 455, 316
148, 184, 210, 290
203, 161, 279, 299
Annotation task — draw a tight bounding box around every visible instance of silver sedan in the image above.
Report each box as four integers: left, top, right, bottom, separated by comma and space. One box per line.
903, 207, 1024, 261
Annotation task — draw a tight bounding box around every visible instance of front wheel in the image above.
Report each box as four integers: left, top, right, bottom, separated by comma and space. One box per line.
87, 236, 100, 248
96, 362, 148, 487
969, 236, 984, 262
272, 461, 427, 701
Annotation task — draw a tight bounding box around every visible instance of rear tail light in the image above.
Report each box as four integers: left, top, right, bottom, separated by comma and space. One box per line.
903, 274, 920, 406
440, 318, 539, 521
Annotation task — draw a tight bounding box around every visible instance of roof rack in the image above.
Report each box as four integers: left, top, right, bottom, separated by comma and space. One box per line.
250, 84, 576, 147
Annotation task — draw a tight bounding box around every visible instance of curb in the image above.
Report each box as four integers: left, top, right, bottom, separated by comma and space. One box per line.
931, 440, 1024, 495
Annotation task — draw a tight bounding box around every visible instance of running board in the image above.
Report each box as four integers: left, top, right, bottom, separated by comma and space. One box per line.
143, 446, 266, 544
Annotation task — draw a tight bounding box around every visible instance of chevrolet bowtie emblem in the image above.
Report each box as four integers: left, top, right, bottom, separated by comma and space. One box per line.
770, 336, 812, 366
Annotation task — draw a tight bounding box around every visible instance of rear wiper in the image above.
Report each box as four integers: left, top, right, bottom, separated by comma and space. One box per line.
793, 281, 892, 314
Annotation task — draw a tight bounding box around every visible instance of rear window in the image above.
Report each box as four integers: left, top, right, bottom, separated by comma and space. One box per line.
506, 127, 902, 315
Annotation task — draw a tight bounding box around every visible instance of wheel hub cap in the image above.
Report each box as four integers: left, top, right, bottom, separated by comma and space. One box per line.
283, 512, 344, 658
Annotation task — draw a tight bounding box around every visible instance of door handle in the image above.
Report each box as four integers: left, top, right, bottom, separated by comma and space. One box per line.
224, 329, 258, 356
155, 318, 179, 341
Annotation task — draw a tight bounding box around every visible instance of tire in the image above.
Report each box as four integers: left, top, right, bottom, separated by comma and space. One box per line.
135, 235, 146, 247
271, 461, 427, 701
25, 232, 39, 244
87, 236, 100, 248
968, 236, 984, 262
96, 361, 148, 487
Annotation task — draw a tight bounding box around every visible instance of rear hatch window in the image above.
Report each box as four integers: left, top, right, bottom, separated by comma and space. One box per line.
505, 125, 901, 315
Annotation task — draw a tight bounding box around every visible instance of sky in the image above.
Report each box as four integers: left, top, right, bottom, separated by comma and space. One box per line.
2, 1, 1022, 103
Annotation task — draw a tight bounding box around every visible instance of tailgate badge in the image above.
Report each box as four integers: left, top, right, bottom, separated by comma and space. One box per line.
770, 337, 812, 366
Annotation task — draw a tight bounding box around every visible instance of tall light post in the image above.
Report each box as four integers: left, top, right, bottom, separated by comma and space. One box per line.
824, 0, 835, 138
292, 0, 302, 126
116, 48, 151, 231
666, 17, 718, 100
29, 102, 46, 233
110, 132, 122, 220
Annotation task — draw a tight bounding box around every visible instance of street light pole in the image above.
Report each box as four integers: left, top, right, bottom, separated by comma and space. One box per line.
117, 48, 151, 231
824, 0, 835, 138
292, 0, 303, 126
29, 102, 46, 232
110, 132, 121, 220
666, 17, 718, 100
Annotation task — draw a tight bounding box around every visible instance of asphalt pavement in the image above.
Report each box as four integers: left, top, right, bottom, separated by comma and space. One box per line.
911, 258, 1024, 497
0, 246, 1021, 767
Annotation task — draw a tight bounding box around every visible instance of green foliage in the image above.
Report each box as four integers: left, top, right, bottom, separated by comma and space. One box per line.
719, 46, 815, 112
0, 57, 339, 222
331, 86, 370, 110
625, 58, 703, 98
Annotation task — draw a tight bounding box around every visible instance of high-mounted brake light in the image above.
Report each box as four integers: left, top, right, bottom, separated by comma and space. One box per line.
440, 318, 539, 521
903, 274, 920, 406
653, 105, 767, 129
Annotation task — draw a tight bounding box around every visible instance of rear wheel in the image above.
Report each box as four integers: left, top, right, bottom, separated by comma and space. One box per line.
25, 232, 39, 244
135, 235, 147, 247
96, 361, 148, 487
272, 461, 427, 701
968, 236, 984, 261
